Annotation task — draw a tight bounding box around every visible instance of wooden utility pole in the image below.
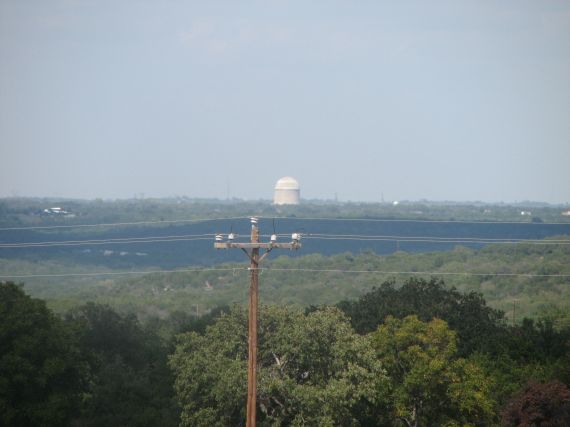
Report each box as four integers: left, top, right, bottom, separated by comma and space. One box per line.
214, 217, 301, 427
247, 222, 259, 427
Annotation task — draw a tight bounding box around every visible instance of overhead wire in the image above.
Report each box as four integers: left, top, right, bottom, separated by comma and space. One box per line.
303, 234, 570, 245
2, 226, 570, 249
0, 234, 217, 248
260, 267, 570, 278
1, 216, 569, 278
263, 216, 570, 226
306, 233, 570, 242
0, 216, 251, 231
0, 267, 244, 279
2, 267, 569, 280
2, 235, 570, 249
2, 215, 570, 232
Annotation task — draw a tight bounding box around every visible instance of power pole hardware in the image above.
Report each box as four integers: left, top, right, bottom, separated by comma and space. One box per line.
214, 217, 301, 427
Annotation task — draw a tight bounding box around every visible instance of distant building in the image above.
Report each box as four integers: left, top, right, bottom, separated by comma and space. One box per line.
43, 207, 68, 215
273, 176, 300, 205
562, 210, 570, 217
42, 206, 75, 218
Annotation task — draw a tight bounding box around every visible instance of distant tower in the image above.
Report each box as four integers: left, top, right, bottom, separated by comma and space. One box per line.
273, 177, 300, 205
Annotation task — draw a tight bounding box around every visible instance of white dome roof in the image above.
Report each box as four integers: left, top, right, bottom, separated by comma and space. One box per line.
274, 176, 300, 190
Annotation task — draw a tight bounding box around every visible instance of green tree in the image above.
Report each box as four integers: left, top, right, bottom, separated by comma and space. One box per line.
501, 317, 570, 363
370, 315, 496, 427
169, 305, 385, 426
0, 282, 84, 427
65, 303, 179, 427
470, 353, 555, 411
338, 278, 506, 356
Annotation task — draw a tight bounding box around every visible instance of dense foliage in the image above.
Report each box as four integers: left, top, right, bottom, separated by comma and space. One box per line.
169, 307, 499, 426
337, 278, 505, 355
9, 241, 569, 325
2, 277, 570, 426
0, 282, 84, 426
371, 315, 495, 426
501, 381, 570, 426
65, 303, 179, 427
170, 306, 384, 426
0, 282, 185, 427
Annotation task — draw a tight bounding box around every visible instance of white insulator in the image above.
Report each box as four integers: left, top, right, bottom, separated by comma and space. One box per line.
270, 234, 277, 242
215, 234, 223, 242
292, 232, 301, 241
250, 217, 258, 224
228, 233, 235, 241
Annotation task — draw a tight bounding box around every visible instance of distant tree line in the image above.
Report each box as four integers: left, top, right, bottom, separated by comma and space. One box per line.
2, 197, 569, 229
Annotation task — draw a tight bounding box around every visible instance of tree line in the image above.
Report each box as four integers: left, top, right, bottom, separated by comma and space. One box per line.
1, 279, 569, 426
3, 197, 568, 229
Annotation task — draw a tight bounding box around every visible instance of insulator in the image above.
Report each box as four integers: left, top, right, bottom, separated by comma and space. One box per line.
270, 234, 277, 242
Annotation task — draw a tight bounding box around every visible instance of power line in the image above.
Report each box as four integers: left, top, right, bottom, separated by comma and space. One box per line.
0, 216, 250, 231
0, 235, 216, 248
0, 267, 244, 279
2, 231, 570, 249
304, 235, 570, 245
2, 267, 569, 280
2, 215, 569, 232
266, 216, 570, 226
261, 268, 570, 278
306, 233, 570, 242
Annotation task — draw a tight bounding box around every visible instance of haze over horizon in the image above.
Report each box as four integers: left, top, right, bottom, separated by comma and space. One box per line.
1, 1, 569, 204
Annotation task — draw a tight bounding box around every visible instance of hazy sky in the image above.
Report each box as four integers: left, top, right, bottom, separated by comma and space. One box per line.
1, 1, 569, 203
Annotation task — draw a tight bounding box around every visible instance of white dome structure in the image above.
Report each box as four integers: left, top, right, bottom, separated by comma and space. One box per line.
273, 176, 300, 205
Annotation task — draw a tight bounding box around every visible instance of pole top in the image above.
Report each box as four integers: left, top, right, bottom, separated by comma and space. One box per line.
250, 217, 258, 225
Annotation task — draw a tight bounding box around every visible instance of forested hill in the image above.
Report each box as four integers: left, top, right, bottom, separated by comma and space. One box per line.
2, 207, 570, 269
2, 197, 570, 227
1, 198, 569, 320
12, 240, 569, 321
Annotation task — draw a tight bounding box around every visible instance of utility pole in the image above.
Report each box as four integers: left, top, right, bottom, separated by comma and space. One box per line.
215, 217, 301, 427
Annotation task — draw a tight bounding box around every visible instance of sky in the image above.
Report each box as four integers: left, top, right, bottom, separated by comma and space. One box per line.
1, 1, 569, 204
